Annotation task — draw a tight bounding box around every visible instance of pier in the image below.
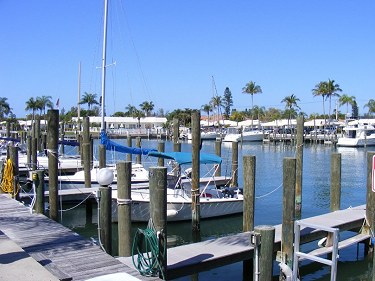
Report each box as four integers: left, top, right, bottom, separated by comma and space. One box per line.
0, 194, 158, 281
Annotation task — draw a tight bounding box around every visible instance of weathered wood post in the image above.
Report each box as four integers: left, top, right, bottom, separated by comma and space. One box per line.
231, 141, 239, 187
366, 152, 375, 239
242, 155, 256, 280
173, 118, 179, 143
117, 161, 132, 257
330, 153, 341, 212
47, 109, 59, 221
5, 121, 10, 138
127, 135, 132, 162
136, 137, 142, 164
60, 122, 65, 155
9, 146, 19, 200
83, 143, 91, 188
31, 137, 38, 170
149, 166, 167, 279
36, 116, 41, 152
98, 168, 113, 255
295, 115, 304, 218
25, 135, 31, 169
280, 157, 296, 269
157, 141, 165, 167
33, 170, 45, 214
99, 144, 106, 169
215, 138, 222, 177
254, 225, 275, 281
191, 110, 201, 233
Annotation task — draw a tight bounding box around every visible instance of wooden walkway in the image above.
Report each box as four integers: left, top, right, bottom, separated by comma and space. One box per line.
119, 205, 368, 279
0, 194, 158, 281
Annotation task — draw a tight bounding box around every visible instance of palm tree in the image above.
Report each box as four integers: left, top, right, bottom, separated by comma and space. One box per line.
79, 92, 99, 110
0, 97, 12, 120
25, 97, 39, 120
281, 94, 300, 127
37, 95, 53, 117
339, 94, 356, 117
325, 79, 342, 121
132, 109, 145, 129
364, 99, 375, 117
210, 95, 223, 126
201, 103, 213, 126
139, 101, 154, 117
125, 104, 137, 116
242, 81, 262, 125
312, 81, 327, 125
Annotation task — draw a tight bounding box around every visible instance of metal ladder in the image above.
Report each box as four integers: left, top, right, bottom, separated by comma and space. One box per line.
292, 220, 339, 281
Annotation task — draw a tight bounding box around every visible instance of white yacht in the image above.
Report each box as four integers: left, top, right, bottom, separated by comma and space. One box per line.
337, 120, 375, 147
223, 126, 264, 142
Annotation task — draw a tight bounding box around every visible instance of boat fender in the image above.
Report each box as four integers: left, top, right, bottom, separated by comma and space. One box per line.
318, 237, 327, 248
167, 209, 178, 218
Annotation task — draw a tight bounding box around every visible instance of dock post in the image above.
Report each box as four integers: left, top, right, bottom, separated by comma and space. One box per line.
280, 157, 296, 270
330, 153, 341, 212
191, 110, 201, 233
36, 116, 41, 152
83, 143, 91, 188
243, 155, 256, 280
127, 135, 132, 162
366, 152, 375, 246
33, 170, 45, 214
215, 138, 222, 177
99, 144, 106, 169
98, 169, 113, 255
117, 161, 132, 257
26, 136, 32, 168
149, 166, 168, 279
295, 115, 304, 218
254, 225, 275, 281
173, 118, 179, 143
136, 137, 142, 164
31, 137, 37, 170
243, 155, 256, 231
60, 122, 65, 155
157, 141, 165, 167
231, 141, 239, 187
47, 109, 59, 222
9, 146, 19, 200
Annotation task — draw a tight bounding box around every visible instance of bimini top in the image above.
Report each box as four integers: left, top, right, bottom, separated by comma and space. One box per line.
148, 151, 222, 165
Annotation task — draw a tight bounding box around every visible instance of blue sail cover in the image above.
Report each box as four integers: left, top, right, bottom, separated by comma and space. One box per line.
148, 151, 222, 165
100, 130, 156, 155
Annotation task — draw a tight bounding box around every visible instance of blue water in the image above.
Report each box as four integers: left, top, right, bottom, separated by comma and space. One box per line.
61, 139, 375, 280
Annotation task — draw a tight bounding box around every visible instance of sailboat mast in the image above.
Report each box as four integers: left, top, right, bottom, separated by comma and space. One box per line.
100, 0, 109, 131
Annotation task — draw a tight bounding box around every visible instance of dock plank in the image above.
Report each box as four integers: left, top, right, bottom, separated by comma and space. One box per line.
0, 194, 159, 281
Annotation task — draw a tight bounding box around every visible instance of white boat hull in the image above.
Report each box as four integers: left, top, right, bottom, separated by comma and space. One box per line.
337, 136, 375, 147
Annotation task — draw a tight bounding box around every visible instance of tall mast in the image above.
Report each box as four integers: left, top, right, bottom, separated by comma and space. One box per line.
100, 0, 109, 131
77, 62, 81, 121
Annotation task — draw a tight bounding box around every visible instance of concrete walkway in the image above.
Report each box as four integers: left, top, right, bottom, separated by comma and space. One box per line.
0, 231, 59, 281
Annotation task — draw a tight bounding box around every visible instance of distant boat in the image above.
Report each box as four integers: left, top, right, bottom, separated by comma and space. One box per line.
223, 126, 264, 142
337, 120, 375, 147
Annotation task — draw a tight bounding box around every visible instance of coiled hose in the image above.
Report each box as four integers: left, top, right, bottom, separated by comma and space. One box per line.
132, 220, 166, 279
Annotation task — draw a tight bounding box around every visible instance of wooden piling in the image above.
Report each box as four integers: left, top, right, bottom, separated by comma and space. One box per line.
157, 141, 165, 167
99, 182, 112, 255
83, 143, 91, 188
191, 110, 201, 232
9, 146, 19, 200
33, 170, 45, 214
47, 109, 59, 222
173, 142, 181, 152
60, 122, 65, 155
127, 135, 132, 162
31, 137, 37, 170
254, 225, 275, 281
231, 141, 239, 187
149, 166, 168, 279
295, 115, 304, 218
26, 136, 32, 169
330, 153, 341, 212
173, 118, 179, 143
117, 161, 132, 257
99, 144, 106, 169
215, 139, 222, 176
136, 137, 141, 164
36, 117, 41, 152
281, 157, 296, 268
243, 155, 256, 232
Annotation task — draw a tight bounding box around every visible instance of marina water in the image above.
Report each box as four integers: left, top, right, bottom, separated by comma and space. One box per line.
60, 139, 375, 280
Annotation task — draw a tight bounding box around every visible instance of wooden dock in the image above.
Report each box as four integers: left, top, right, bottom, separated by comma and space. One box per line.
0, 194, 158, 281
119, 205, 369, 279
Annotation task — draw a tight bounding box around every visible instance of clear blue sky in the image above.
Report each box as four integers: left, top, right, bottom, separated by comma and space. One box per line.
1, 0, 374, 119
